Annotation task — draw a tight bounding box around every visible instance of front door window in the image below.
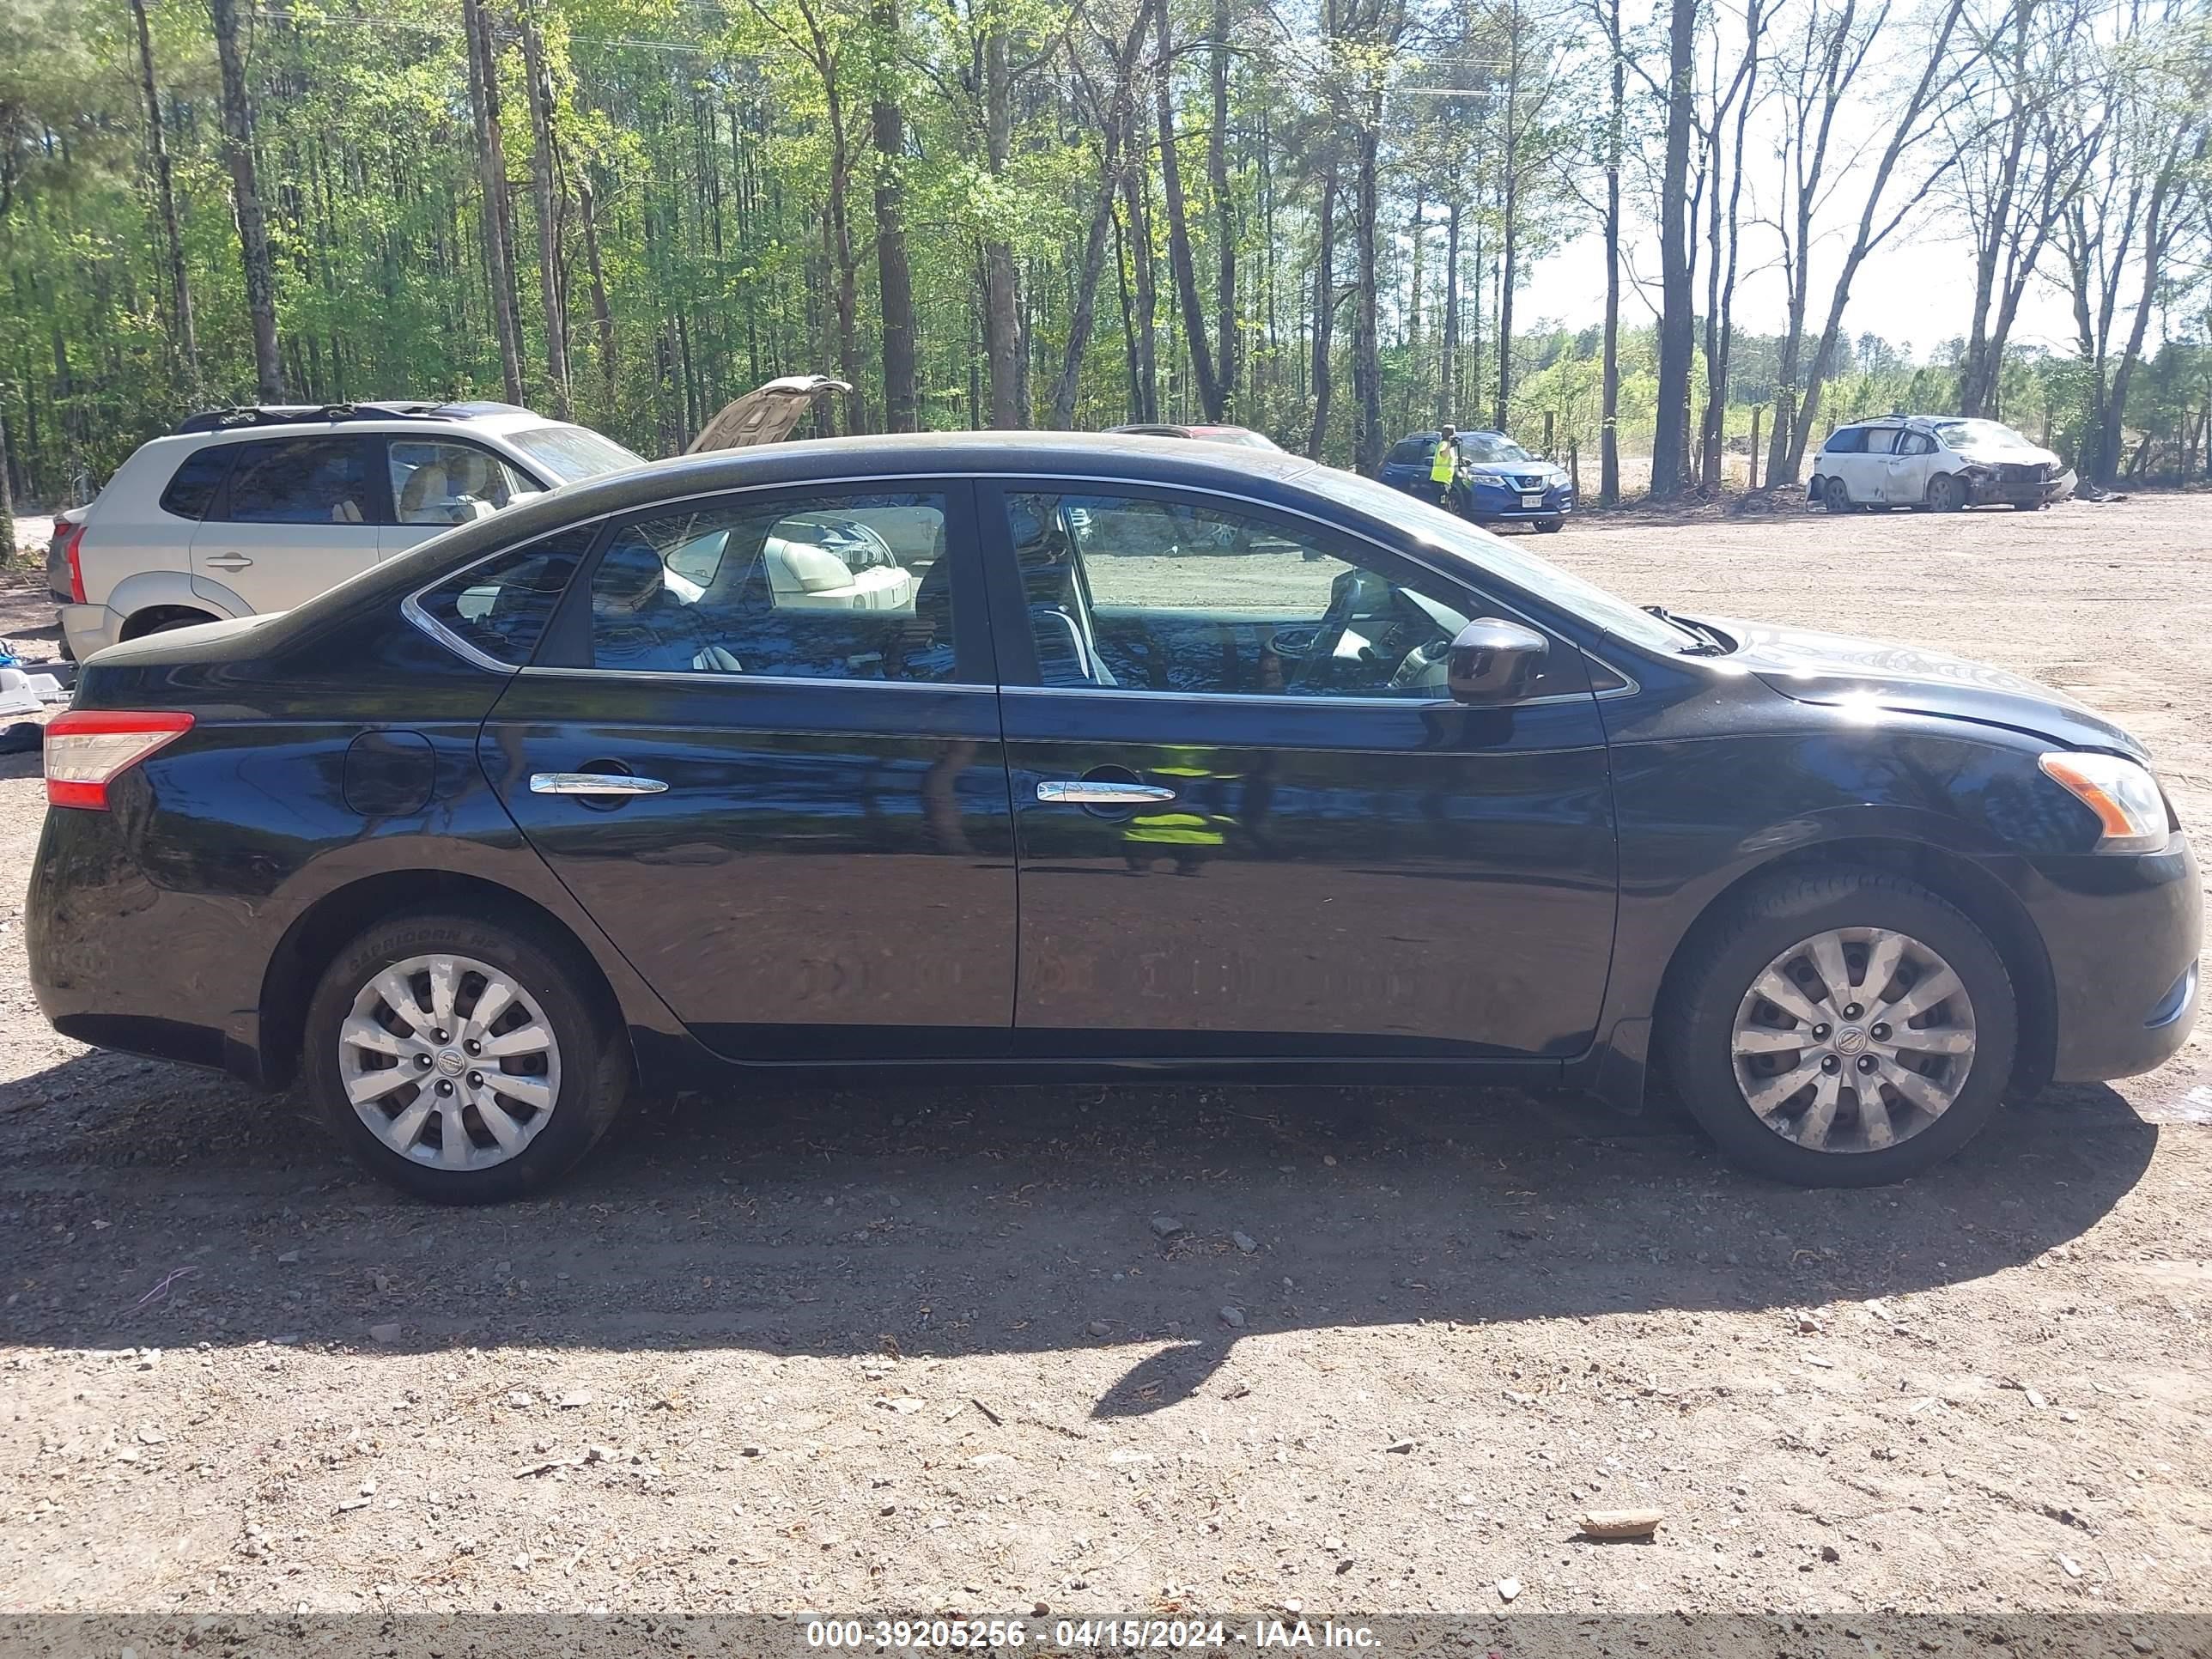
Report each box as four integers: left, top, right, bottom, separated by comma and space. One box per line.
1006, 489, 1577, 701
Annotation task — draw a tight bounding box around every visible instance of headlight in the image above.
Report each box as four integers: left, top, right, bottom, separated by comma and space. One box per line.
2039, 752, 2170, 853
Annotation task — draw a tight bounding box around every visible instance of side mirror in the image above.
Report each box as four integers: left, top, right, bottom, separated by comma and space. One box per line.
1448, 617, 1548, 704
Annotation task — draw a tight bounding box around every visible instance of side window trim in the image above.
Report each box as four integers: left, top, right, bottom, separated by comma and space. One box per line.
530, 477, 994, 685
975, 477, 1592, 702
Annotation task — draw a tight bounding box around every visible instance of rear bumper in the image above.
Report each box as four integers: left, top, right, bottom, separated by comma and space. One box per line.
27, 799, 272, 1085
58, 603, 122, 662
2023, 835, 2201, 1082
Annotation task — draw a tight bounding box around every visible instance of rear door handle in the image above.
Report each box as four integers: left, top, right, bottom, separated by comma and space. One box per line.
530, 771, 669, 797
1036, 781, 1178, 805
203, 554, 253, 570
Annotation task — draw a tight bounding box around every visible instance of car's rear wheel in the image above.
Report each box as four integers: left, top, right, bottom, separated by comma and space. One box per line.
1663, 870, 2015, 1187
1822, 477, 1854, 513
303, 911, 629, 1203
1927, 472, 1966, 513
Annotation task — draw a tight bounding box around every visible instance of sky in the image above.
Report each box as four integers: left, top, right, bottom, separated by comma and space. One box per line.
1520, 212, 2088, 362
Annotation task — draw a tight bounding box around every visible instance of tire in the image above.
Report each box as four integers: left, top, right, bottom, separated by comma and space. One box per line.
1822, 476, 1854, 514
1662, 869, 2016, 1188
121, 606, 219, 641
2012, 500, 2041, 512
301, 910, 631, 1203
1927, 472, 1966, 513
1536, 517, 1565, 534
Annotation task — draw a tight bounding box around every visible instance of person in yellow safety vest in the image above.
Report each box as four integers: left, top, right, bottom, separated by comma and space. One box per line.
1123, 749, 1235, 876
1429, 425, 1461, 508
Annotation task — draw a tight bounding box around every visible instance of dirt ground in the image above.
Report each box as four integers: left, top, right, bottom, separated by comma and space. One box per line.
0, 494, 2209, 1631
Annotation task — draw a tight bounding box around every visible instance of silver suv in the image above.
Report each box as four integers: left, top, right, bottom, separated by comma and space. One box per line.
55, 401, 641, 660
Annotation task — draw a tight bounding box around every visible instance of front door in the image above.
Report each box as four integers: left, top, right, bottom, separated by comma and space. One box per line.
380, 437, 544, 559
479, 482, 1018, 1061
983, 483, 1619, 1060
191, 434, 383, 613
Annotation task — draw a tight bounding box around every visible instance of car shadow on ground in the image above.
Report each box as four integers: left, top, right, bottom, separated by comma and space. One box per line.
0, 1050, 2158, 1416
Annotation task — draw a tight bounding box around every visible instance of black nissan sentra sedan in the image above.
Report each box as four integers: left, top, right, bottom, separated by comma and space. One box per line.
27, 434, 2198, 1202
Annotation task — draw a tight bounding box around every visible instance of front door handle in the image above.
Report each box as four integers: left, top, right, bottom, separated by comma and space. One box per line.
531, 771, 669, 797
202, 554, 253, 570
1036, 780, 1178, 805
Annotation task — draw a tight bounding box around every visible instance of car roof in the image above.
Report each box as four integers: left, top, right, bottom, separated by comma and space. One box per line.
167, 403, 556, 442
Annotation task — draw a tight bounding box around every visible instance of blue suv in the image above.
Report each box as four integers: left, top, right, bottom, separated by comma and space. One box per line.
1378, 429, 1574, 532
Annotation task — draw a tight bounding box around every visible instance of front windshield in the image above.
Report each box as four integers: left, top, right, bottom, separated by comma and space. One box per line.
506, 424, 647, 483
1931, 418, 2033, 449
1297, 465, 1697, 654
1456, 433, 1535, 465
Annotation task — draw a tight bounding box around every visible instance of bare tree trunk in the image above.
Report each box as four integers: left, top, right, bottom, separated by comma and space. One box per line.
1306, 165, 1338, 459
872, 0, 918, 431
520, 9, 572, 418
1649, 0, 1697, 498
1208, 0, 1238, 413
1349, 82, 1383, 474
981, 22, 1021, 427
464, 0, 526, 405
1049, 11, 1148, 428
1783, 0, 1971, 477
1154, 0, 1226, 420
0, 404, 15, 565
1436, 194, 1460, 428
1121, 98, 1159, 423
1598, 0, 1621, 505
579, 168, 617, 418
131, 0, 199, 394
209, 0, 284, 401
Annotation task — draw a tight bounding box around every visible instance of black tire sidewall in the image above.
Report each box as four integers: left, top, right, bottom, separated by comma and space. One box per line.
302, 912, 628, 1203
1823, 477, 1851, 512
1666, 873, 2017, 1188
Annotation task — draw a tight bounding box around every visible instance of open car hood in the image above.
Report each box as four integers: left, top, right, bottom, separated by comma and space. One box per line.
687, 374, 854, 453
1711, 618, 2148, 759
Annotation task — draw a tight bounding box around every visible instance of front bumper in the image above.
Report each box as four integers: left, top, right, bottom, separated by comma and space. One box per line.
58, 602, 122, 663
1462, 481, 1574, 524
2023, 834, 2201, 1082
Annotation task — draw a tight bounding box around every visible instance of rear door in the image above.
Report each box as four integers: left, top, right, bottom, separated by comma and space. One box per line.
982, 482, 1618, 1060
191, 434, 383, 613
477, 480, 1019, 1061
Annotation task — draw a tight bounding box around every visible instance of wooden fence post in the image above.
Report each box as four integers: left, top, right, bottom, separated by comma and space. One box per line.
1749, 405, 1762, 492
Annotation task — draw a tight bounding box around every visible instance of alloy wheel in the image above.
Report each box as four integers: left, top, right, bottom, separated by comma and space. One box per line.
338, 953, 563, 1170
1729, 926, 1976, 1154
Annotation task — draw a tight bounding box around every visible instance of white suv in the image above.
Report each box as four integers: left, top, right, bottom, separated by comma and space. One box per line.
1806, 416, 2074, 514
56, 401, 642, 660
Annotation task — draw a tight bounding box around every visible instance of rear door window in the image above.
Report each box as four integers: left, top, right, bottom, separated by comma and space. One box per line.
219, 437, 380, 525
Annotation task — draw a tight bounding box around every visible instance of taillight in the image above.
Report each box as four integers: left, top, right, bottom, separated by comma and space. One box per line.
56, 521, 86, 604
44, 711, 194, 810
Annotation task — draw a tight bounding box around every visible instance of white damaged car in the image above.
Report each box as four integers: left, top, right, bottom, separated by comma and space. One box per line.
1808, 416, 2075, 514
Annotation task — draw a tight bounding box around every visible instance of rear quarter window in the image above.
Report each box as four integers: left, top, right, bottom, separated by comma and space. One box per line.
160, 447, 234, 520
1821, 428, 1867, 454
1386, 438, 1436, 466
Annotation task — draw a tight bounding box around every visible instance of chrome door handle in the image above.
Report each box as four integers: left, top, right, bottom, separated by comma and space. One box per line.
1036, 780, 1178, 805
203, 554, 253, 570
530, 771, 669, 797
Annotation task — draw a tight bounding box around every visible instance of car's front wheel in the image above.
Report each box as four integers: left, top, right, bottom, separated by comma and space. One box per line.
303, 911, 630, 1202
1927, 472, 1966, 512
1663, 870, 2015, 1187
